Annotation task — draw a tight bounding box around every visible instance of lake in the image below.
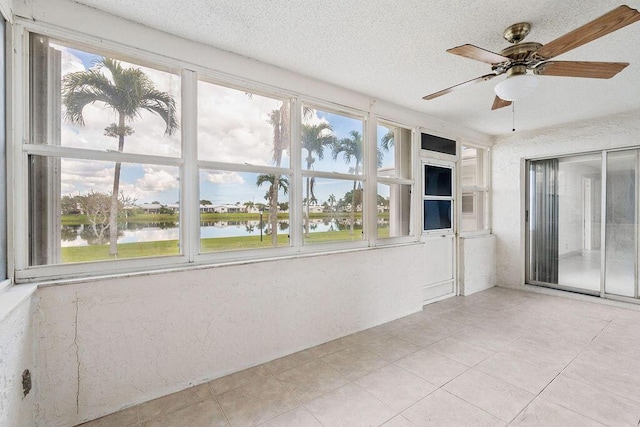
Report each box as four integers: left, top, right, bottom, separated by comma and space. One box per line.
61, 218, 374, 247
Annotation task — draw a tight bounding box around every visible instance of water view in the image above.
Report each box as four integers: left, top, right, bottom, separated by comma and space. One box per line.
61, 218, 375, 247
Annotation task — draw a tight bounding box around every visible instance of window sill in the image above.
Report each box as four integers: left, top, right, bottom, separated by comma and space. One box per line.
25, 240, 424, 288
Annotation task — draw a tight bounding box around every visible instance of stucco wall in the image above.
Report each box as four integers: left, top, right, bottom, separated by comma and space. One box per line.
35, 244, 424, 426
459, 234, 496, 296
0, 285, 37, 427
492, 109, 640, 288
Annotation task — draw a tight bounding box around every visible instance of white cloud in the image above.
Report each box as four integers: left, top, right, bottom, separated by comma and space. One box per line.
197, 81, 284, 166
133, 166, 179, 192
205, 171, 244, 185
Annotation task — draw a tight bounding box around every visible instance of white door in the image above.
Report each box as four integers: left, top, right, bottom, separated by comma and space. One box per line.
421, 161, 456, 303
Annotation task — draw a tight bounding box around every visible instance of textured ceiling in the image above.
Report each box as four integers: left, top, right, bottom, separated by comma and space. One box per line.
71, 0, 640, 136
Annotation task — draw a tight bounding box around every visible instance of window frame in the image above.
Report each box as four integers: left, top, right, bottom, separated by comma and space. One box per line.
375, 118, 416, 245
11, 20, 421, 283
459, 142, 491, 236
422, 160, 455, 234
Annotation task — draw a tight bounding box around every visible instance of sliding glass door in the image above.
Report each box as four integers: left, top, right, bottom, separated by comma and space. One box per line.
527, 155, 602, 294
527, 149, 640, 301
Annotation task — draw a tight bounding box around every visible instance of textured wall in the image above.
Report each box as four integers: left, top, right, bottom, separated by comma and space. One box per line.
35, 245, 425, 426
460, 234, 496, 295
492, 109, 640, 288
0, 285, 37, 427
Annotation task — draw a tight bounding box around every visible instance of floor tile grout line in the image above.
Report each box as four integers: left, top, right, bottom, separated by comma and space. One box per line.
504, 330, 603, 426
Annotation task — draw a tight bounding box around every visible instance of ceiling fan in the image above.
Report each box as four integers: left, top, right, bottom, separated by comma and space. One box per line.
423, 5, 640, 110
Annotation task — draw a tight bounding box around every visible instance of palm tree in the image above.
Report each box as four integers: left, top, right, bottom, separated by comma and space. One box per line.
302, 122, 335, 235
327, 194, 336, 212
332, 130, 364, 235
381, 129, 395, 151
62, 58, 178, 257
256, 174, 289, 239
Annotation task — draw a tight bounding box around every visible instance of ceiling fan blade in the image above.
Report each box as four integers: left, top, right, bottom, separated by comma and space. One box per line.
491, 96, 512, 110
447, 44, 510, 64
423, 74, 498, 100
536, 5, 640, 60
535, 61, 629, 78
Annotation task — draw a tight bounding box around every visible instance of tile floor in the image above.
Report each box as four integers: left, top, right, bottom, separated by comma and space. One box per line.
80, 287, 640, 426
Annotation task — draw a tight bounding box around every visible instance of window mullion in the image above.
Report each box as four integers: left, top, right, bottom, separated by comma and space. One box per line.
182, 69, 198, 262
290, 97, 302, 249
365, 113, 377, 244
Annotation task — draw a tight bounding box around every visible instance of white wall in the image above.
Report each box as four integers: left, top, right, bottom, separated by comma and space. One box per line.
35, 245, 424, 426
492, 109, 640, 288
0, 285, 37, 427
459, 234, 496, 296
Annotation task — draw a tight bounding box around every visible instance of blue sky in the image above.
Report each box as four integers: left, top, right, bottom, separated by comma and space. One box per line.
58, 44, 395, 207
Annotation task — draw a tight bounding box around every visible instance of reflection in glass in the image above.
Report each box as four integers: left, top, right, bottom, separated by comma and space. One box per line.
423, 200, 451, 230
198, 80, 288, 167
302, 178, 364, 245
605, 150, 636, 297
378, 183, 411, 238
424, 165, 452, 196
528, 155, 602, 292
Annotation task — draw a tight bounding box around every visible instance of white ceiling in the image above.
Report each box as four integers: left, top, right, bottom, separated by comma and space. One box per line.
72, 0, 640, 136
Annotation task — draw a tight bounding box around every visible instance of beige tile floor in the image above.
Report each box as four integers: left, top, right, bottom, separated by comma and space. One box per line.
79, 287, 640, 427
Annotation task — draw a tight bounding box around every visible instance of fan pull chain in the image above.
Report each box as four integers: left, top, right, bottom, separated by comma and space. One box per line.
512, 102, 516, 132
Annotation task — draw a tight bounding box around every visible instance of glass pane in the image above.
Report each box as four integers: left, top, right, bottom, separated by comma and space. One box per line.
557, 155, 603, 292
301, 107, 363, 175
377, 183, 411, 238
377, 124, 411, 179
461, 146, 480, 187
461, 190, 485, 232
198, 81, 289, 167
302, 178, 364, 244
424, 165, 452, 196
29, 156, 180, 265
421, 133, 456, 155
528, 155, 602, 291
605, 150, 636, 297
199, 170, 289, 252
31, 35, 181, 156
423, 200, 452, 230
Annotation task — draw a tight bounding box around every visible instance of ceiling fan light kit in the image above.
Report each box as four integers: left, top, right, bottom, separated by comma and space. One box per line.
494, 66, 539, 101
423, 5, 640, 110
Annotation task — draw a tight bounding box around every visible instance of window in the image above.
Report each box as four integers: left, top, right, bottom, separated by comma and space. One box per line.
197, 79, 290, 252
423, 164, 453, 231
421, 132, 456, 156
18, 28, 419, 281
27, 34, 182, 266
377, 121, 413, 239
301, 106, 365, 245
460, 145, 490, 232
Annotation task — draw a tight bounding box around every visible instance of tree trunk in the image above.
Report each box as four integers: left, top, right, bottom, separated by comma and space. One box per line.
350, 180, 356, 235
269, 178, 279, 246
109, 114, 125, 257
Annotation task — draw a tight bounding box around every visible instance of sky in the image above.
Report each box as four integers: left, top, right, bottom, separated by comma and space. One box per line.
55, 41, 397, 207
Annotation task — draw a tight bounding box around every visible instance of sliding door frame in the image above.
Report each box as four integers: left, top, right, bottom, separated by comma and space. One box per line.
525, 146, 640, 303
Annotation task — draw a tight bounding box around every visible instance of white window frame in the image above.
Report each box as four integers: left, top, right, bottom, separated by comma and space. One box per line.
11, 19, 423, 283
422, 159, 455, 235
459, 142, 491, 236
375, 118, 416, 245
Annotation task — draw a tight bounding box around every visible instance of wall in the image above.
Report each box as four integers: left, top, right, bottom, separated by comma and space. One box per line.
459, 234, 496, 296
0, 285, 37, 427
492, 109, 640, 288
35, 244, 424, 426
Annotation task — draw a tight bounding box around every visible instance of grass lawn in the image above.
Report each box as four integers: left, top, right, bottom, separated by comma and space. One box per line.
60, 227, 389, 263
